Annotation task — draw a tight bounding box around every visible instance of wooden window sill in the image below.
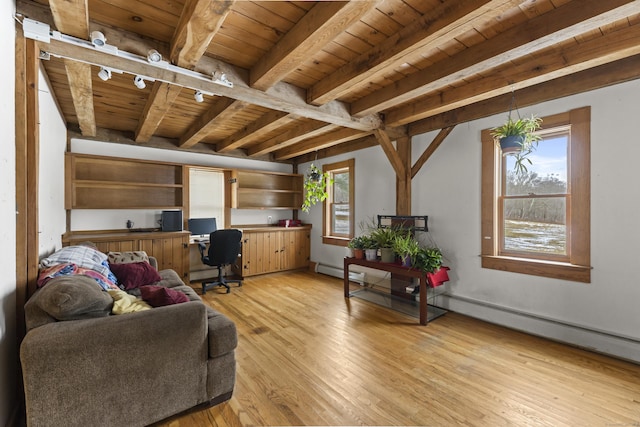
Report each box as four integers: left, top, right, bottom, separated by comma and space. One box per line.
322, 236, 349, 247
481, 255, 591, 283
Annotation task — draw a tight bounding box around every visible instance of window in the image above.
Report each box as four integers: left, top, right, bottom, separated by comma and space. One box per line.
189, 168, 225, 227
481, 107, 591, 282
323, 159, 354, 246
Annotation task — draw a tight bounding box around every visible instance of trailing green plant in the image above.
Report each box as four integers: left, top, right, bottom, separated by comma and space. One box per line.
301, 164, 333, 213
491, 114, 543, 174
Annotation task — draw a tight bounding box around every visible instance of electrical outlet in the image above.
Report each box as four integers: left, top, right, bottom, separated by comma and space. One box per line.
267, 216, 272, 225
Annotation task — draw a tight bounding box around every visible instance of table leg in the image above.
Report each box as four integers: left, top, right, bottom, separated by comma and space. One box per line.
343, 258, 350, 298
419, 276, 427, 325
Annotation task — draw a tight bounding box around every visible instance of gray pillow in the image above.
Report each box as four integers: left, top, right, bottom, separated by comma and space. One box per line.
36, 275, 113, 321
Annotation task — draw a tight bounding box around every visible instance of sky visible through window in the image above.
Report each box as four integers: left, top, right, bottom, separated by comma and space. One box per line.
503, 133, 568, 255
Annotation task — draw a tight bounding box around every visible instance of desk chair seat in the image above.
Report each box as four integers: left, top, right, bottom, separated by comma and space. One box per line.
198, 229, 243, 294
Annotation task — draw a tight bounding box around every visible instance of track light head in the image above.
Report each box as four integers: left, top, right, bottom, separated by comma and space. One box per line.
194, 90, 204, 103
90, 30, 106, 47
147, 49, 162, 63
97, 67, 111, 81
133, 75, 146, 89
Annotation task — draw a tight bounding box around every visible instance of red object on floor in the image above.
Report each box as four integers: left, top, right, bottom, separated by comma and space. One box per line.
427, 266, 450, 287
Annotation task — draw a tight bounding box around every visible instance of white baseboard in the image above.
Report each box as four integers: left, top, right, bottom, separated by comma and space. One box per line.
441, 294, 640, 364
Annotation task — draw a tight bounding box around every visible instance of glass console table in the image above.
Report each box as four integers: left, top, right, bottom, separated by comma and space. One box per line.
343, 257, 447, 325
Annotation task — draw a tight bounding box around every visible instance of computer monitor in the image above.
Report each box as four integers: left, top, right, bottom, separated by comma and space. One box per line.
188, 217, 217, 238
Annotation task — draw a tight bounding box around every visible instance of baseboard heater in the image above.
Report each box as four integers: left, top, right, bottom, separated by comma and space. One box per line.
315, 263, 365, 284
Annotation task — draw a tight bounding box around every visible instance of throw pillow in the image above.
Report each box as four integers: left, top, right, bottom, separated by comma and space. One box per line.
139, 285, 189, 307
107, 251, 149, 264
109, 261, 162, 290
36, 275, 113, 321
107, 289, 152, 314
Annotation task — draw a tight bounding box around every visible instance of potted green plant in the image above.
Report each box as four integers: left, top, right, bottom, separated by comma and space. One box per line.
361, 235, 378, 261
392, 232, 420, 267
301, 164, 333, 213
491, 114, 542, 174
412, 246, 443, 273
348, 236, 366, 259
369, 226, 399, 263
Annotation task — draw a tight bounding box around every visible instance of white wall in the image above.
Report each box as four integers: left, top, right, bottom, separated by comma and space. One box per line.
69, 139, 295, 230
307, 80, 640, 362
1, 2, 17, 424
38, 71, 67, 257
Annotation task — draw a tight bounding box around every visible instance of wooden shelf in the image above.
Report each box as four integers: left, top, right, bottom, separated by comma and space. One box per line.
230, 169, 302, 210
66, 153, 184, 210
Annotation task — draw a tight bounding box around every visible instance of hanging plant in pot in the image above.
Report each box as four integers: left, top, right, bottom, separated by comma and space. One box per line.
491, 114, 542, 174
301, 164, 333, 213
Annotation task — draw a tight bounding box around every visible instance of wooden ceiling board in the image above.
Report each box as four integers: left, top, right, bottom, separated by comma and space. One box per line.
23, 0, 640, 163
375, 0, 423, 28
87, 0, 182, 42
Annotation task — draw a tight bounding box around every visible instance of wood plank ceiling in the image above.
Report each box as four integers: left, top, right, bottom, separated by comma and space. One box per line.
16, 0, 640, 164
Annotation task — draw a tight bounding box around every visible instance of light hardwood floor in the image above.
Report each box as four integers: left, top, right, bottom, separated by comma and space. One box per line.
157, 271, 640, 426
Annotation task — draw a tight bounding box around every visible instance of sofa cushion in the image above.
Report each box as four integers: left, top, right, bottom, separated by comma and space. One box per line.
109, 261, 162, 290
36, 275, 113, 321
139, 285, 189, 307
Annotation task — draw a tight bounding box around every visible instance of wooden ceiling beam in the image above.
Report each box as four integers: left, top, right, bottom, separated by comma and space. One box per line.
386, 20, 640, 126
411, 126, 455, 179
250, 0, 378, 91
352, 0, 639, 117
409, 54, 640, 136
67, 126, 274, 162
135, 0, 233, 142
38, 38, 382, 132
217, 110, 292, 153
293, 135, 378, 164
179, 98, 248, 148
170, 0, 235, 68
307, 0, 508, 105
274, 128, 369, 160
373, 129, 405, 178
248, 121, 331, 157
48, 0, 96, 137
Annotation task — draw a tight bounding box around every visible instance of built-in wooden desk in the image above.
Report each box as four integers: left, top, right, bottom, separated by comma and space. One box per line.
343, 257, 430, 325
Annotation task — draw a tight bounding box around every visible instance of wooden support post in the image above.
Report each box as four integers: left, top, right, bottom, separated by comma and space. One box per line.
396, 136, 411, 215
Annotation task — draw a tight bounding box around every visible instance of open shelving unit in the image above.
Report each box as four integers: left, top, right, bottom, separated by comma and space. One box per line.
65, 153, 184, 209
230, 169, 303, 210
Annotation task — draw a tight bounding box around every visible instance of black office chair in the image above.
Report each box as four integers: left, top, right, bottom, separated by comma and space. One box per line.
198, 229, 243, 294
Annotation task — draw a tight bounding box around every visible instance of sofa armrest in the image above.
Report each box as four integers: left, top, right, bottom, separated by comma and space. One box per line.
21, 301, 209, 427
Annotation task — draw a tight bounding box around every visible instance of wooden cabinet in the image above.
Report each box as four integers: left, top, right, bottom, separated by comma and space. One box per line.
235, 226, 311, 277
65, 153, 184, 209
230, 169, 303, 210
62, 230, 191, 281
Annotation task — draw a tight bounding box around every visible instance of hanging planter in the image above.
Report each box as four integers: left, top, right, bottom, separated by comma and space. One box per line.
498, 134, 526, 155
491, 111, 542, 174
301, 164, 333, 213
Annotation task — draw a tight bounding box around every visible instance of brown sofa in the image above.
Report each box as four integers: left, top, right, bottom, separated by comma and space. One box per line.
20, 254, 237, 427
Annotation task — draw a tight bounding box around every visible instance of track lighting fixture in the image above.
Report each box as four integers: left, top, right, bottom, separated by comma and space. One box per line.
147, 49, 162, 63
194, 90, 204, 103
133, 75, 146, 89
90, 30, 106, 47
98, 67, 111, 81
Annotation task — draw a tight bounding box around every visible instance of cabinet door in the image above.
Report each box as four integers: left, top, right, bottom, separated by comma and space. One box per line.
281, 229, 310, 271
93, 240, 137, 253
242, 231, 282, 276
139, 236, 189, 281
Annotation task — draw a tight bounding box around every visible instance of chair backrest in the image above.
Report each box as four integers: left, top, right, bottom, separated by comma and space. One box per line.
206, 229, 242, 267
